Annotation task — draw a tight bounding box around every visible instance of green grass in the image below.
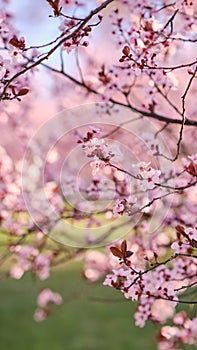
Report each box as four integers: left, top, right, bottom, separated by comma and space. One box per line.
0, 262, 157, 350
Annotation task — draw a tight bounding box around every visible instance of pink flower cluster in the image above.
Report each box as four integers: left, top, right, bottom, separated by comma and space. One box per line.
83, 250, 110, 282
82, 137, 115, 161
34, 288, 63, 322
136, 162, 161, 191
159, 312, 197, 349
113, 198, 127, 217
10, 244, 51, 280
103, 237, 197, 328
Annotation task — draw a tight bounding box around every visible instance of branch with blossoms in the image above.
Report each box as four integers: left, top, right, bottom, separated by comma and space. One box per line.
43, 3, 197, 126
104, 234, 197, 322
83, 227, 197, 344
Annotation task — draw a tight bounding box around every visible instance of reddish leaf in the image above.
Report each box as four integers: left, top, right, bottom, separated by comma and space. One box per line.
17, 88, 29, 96
186, 162, 197, 176
122, 45, 130, 56
121, 240, 127, 254
9, 35, 18, 47
126, 251, 133, 258
110, 246, 123, 259
10, 85, 16, 96
176, 225, 190, 241
46, 0, 60, 16
176, 225, 186, 235
9, 35, 25, 50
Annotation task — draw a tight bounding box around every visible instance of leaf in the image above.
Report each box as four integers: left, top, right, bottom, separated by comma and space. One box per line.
176, 225, 190, 241
176, 225, 186, 235
9, 35, 25, 50
10, 85, 16, 96
122, 45, 130, 56
126, 251, 133, 258
121, 240, 127, 254
17, 88, 29, 96
46, 0, 60, 16
110, 247, 123, 259
186, 162, 197, 176
9, 35, 19, 47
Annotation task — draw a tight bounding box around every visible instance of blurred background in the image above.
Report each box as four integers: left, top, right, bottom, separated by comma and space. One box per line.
0, 260, 157, 350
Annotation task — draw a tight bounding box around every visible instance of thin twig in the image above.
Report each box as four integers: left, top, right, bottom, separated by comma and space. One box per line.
41, 63, 197, 127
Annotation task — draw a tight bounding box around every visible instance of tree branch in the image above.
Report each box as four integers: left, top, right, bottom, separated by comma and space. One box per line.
41, 63, 197, 127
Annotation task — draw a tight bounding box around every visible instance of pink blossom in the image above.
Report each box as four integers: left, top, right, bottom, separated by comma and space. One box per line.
84, 250, 110, 282
9, 245, 51, 280
37, 288, 62, 308
151, 300, 175, 323
90, 159, 102, 175
82, 137, 114, 161
134, 302, 151, 328
161, 326, 179, 340
9, 265, 24, 279
103, 273, 117, 287
113, 198, 127, 217
34, 308, 48, 322
173, 311, 187, 326
9, 49, 23, 62
171, 241, 189, 253
185, 227, 197, 241
134, 162, 161, 190
34, 254, 50, 280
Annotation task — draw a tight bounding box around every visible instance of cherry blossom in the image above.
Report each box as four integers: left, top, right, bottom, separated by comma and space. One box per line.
9, 245, 51, 281
34, 308, 48, 322
34, 288, 63, 322
37, 288, 63, 308
113, 198, 127, 217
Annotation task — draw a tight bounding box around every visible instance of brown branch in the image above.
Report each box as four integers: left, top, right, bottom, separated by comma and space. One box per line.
0, 235, 26, 267
149, 294, 197, 304
125, 56, 197, 72
127, 254, 178, 288
152, 78, 182, 117
41, 63, 197, 127
75, 47, 85, 84
173, 66, 197, 161
174, 280, 197, 292
155, 180, 197, 191
102, 116, 143, 138
127, 253, 197, 289
128, 191, 176, 217
108, 162, 138, 180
